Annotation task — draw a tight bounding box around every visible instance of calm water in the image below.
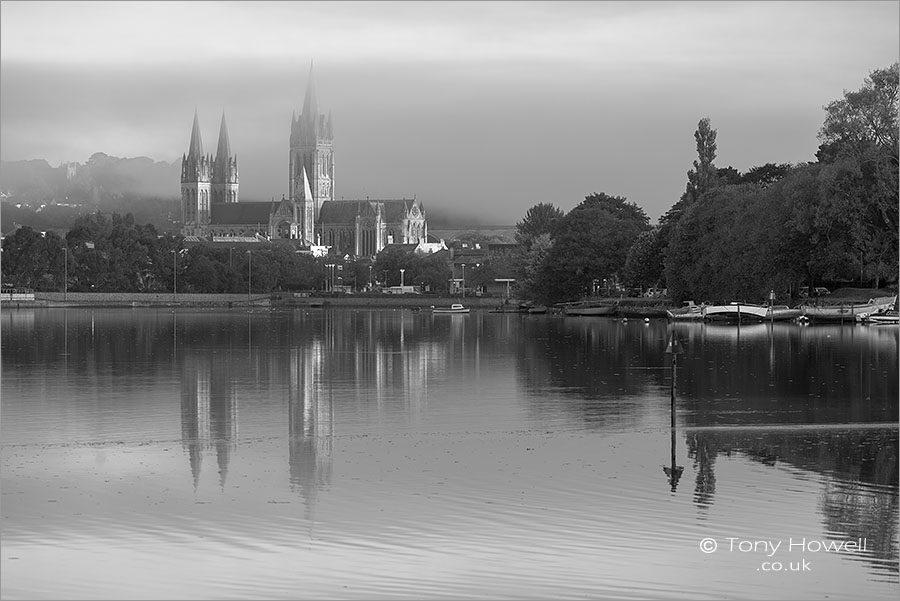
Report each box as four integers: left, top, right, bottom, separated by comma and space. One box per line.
1, 308, 897, 600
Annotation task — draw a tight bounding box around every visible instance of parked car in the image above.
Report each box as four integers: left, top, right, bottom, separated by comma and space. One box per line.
799, 286, 830, 297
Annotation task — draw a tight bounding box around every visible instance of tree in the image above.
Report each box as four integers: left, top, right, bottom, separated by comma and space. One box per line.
684, 117, 719, 205
623, 227, 663, 292
516, 233, 552, 300
515, 202, 564, 249
539, 193, 650, 303
1, 226, 65, 290
817, 63, 899, 287
820, 63, 898, 162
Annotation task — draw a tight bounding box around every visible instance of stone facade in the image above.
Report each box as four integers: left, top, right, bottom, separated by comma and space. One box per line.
318, 198, 427, 257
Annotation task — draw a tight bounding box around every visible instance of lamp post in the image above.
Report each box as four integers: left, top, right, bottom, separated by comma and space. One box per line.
461, 263, 466, 298
246, 250, 252, 304
171, 249, 177, 303
368, 265, 373, 289
63, 246, 68, 301
400, 268, 405, 288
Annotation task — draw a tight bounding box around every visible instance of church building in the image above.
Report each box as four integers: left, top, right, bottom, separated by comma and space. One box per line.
180, 63, 429, 257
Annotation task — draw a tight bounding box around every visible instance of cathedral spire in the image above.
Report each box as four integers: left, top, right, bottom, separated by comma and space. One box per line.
216, 112, 232, 161
301, 165, 313, 201
188, 109, 204, 157
302, 61, 318, 125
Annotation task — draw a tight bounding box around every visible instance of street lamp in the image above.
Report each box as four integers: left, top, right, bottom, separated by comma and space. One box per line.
63, 246, 68, 301
368, 265, 373, 289
246, 250, 252, 303
400, 268, 405, 288
461, 263, 466, 298
171, 249, 177, 303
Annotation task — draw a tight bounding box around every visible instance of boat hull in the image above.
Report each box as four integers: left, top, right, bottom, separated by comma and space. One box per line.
802, 297, 896, 321
564, 302, 618, 316
702, 303, 769, 321
765, 306, 802, 321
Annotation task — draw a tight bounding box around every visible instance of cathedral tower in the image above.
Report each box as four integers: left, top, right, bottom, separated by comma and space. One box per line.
211, 113, 239, 204
290, 62, 334, 245
181, 111, 211, 236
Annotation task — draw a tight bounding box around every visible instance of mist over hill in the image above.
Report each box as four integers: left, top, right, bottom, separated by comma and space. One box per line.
0, 153, 511, 236
0, 152, 180, 203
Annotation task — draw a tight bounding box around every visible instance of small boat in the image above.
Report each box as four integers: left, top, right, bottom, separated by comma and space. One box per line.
859, 310, 899, 325
667, 300, 703, 321
801, 296, 896, 322
527, 305, 548, 314
702, 302, 769, 321
563, 301, 618, 316
432, 303, 469, 314
765, 305, 802, 321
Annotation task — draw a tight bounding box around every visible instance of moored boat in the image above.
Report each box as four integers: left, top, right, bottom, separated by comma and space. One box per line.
801, 296, 897, 322
432, 303, 469, 314
562, 301, 618, 316
667, 300, 703, 321
859, 310, 899, 325
702, 302, 769, 321
765, 305, 802, 321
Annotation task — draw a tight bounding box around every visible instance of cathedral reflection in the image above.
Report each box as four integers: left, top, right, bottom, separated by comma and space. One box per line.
288, 342, 333, 519
180, 353, 238, 491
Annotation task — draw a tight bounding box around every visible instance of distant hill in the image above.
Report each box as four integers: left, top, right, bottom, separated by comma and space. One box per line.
0, 153, 508, 236
0, 152, 180, 204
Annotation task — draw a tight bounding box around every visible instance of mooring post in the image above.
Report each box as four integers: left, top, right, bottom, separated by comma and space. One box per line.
663, 330, 685, 491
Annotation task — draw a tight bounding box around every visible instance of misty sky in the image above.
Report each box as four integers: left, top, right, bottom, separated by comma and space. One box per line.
1, 1, 897, 224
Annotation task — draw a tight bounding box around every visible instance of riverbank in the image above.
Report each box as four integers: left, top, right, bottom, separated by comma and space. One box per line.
13, 291, 511, 310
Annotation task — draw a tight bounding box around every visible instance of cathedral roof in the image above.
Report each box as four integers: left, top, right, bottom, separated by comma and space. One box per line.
211, 202, 273, 225
188, 110, 204, 157
381, 199, 416, 222
318, 200, 369, 224
319, 199, 421, 225
216, 113, 232, 160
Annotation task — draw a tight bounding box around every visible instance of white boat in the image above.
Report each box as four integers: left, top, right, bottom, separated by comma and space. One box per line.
702, 302, 769, 321
667, 300, 704, 321
432, 303, 469, 314
859, 310, 899, 325
802, 296, 897, 322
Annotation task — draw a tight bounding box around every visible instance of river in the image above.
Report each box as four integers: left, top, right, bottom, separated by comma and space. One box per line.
1, 308, 897, 599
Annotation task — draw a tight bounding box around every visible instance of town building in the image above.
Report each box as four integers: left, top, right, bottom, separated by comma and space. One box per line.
180, 63, 430, 257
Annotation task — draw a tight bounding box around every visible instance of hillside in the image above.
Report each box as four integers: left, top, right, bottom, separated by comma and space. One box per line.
0, 153, 180, 204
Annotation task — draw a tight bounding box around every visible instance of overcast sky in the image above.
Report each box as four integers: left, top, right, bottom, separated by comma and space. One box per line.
1, 1, 897, 223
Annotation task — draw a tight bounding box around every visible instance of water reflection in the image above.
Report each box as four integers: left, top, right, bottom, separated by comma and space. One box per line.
683, 426, 898, 581
287, 343, 333, 519
180, 353, 238, 490
2, 309, 898, 597
514, 316, 898, 579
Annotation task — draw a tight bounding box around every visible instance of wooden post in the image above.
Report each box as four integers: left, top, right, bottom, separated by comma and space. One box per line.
664, 330, 684, 491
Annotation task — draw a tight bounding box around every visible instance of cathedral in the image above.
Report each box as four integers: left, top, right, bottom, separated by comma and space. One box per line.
180, 64, 428, 257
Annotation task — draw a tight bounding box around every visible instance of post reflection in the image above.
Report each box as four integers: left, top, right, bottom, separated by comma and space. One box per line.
180, 353, 238, 491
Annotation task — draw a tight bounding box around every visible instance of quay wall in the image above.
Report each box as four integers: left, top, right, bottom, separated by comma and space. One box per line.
19, 292, 509, 309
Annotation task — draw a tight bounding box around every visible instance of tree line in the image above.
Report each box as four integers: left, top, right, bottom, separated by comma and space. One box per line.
502, 62, 899, 304
3, 64, 896, 304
